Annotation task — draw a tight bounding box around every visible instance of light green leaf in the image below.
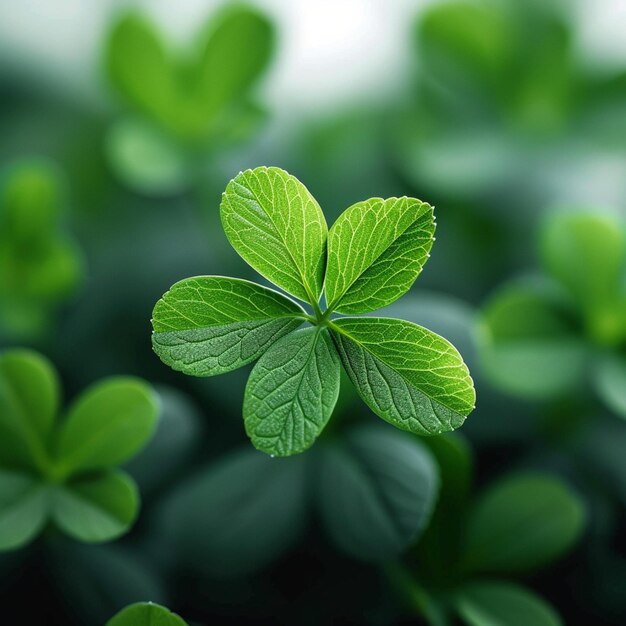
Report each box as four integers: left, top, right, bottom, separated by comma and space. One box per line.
55, 377, 159, 477
0, 469, 49, 551
195, 5, 274, 118
479, 279, 586, 399
325, 197, 435, 313
540, 212, 625, 341
455, 581, 562, 626
106, 602, 188, 626
593, 352, 626, 419
220, 167, 328, 303
316, 425, 438, 561
0, 349, 59, 472
105, 12, 173, 125
244, 326, 340, 456
156, 447, 308, 578
152, 276, 305, 376
331, 317, 475, 435
462, 472, 585, 574
105, 118, 188, 196
51, 470, 139, 543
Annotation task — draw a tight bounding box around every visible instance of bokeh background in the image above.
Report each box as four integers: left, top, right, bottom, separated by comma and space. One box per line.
1, 0, 626, 624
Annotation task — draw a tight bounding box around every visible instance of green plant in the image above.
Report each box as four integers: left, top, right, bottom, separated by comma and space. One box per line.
0, 160, 83, 339
480, 211, 626, 417
392, 435, 586, 626
104, 5, 274, 195
106, 602, 188, 626
152, 166, 476, 456
0, 349, 159, 551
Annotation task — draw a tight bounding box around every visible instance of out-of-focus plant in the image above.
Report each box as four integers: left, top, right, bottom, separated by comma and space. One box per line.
154, 423, 438, 578
391, 434, 586, 626
103, 5, 275, 195
0, 160, 83, 340
0, 349, 159, 550
106, 602, 188, 626
394, 0, 626, 203
151, 166, 475, 456
480, 211, 626, 418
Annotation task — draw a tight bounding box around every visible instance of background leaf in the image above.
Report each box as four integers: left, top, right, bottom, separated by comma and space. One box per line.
592, 352, 626, 419
106, 602, 187, 626
455, 581, 562, 626
316, 424, 438, 561
331, 317, 475, 435
51, 470, 139, 543
244, 326, 340, 456
325, 197, 434, 313
55, 377, 159, 477
152, 276, 305, 377
462, 472, 585, 574
220, 167, 328, 303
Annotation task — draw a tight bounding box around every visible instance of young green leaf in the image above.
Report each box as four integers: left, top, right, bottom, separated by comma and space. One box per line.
55, 378, 159, 477
331, 317, 475, 435
462, 472, 585, 574
316, 425, 438, 561
156, 447, 308, 578
195, 5, 274, 117
105, 12, 173, 125
106, 602, 188, 626
325, 197, 435, 313
455, 581, 562, 626
51, 470, 139, 543
0, 349, 59, 472
0, 469, 49, 551
244, 327, 340, 456
152, 276, 305, 376
220, 167, 328, 303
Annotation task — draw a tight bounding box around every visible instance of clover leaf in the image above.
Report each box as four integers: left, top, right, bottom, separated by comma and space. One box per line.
0, 160, 83, 340
152, 166, 475, 456
106, 602, 188, 626
480, 211, 626, 418
104, 6, 274, 195
0, 349, 159, 551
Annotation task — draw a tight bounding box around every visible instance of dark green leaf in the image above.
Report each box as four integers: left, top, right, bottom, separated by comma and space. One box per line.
152, 276, 305, 376
462, 472, 585, 574
220, 167, 328, 303
244, 326, 340, 456
325, 197, 435, 313
331, 317, 475, 435
316, 425, 438, 561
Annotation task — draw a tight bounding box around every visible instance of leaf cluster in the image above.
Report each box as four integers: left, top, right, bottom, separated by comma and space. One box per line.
152, 166, 476, 456
0, 349, 159, 550
480, 211, 626, 418
0, 160, 83, 339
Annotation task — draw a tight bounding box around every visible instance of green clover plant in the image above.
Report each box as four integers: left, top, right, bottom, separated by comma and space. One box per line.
0, 159, 83, 339
392, 435, 586, 626
0, 349, 159, 551
106, 603, 188, 626
480, 211, 626, 418
104, 6, 274, 195
152, 166, 476, 456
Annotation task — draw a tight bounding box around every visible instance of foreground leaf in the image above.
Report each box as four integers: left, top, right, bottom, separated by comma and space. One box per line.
316, 425, 438, 560
0, 469, 49, 551
244, 327, 340, 456
0, 349, 59, 472
106, 602, 188, 626
221, 167, 327, 303
325, 197, 434, 313
331, 317, 475, 435
51, 470, 139, 542
152, 276, 305, 376
156, 447, 308, 578
455, 581, 562, 626
462, 472, 585, 574
55, 378, 159, 477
